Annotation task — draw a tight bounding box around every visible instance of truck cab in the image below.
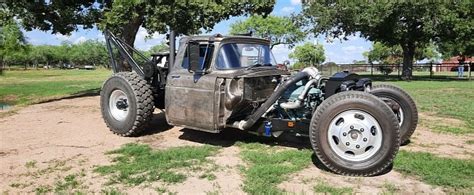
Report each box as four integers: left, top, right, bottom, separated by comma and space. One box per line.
165, 35, 288, 132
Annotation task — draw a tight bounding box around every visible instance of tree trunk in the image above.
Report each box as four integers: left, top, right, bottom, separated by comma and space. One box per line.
401, 43, 416, 80
118, 17, 143, 71
0, 60, 3, 75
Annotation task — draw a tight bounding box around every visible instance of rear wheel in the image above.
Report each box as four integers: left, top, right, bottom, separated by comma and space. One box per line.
309, 91, 400, 176
370, 84, 418, 144
100, 72, 154, 136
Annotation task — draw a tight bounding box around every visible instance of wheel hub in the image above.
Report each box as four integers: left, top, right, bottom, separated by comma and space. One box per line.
116, 99, 128, 110
349, 130, 359, 140
109, 90, 129, 121
328, 110, 383, 162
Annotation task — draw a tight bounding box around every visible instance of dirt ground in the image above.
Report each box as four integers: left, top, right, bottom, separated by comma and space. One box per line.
1, 96, 472, 194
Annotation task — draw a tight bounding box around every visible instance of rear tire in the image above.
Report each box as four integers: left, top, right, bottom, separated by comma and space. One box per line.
100, 72, 154, 136
309, 91, 400, 176
370, 84, 418, 144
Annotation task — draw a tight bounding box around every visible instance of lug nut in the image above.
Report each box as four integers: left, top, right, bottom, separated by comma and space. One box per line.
356, 145, 360, 148
360, 128, 364, 132
343, 132, 347, 136
363, 138, 367, 142
350, 125, 354, 129
346, 142, 350, 146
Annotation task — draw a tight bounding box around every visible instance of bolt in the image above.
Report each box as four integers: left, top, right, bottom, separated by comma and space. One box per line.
356, 145, 360, 149
346, 142, 350, 146
360, 128, 364, 132
343, 132, 347, 136
350, 125, 354, 129
363, 138, 367, 142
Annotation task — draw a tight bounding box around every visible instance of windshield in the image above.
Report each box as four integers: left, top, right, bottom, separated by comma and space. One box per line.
216, 43, 276, 69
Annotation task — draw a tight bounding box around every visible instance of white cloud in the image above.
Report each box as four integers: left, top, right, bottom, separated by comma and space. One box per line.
74, 36, 87, 44
55, 33, 70, 41
281, 6, 295, 13
135, 27, 148, 41
134, 27, 166, 50
271, 44, 292, 64
341, 45, 364, 55
291, 0, 301, 5
347, 35, 362, 41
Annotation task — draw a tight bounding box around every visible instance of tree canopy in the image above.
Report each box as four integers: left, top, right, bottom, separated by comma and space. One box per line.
229, 15, 306, 49
289, 42, 325, 69
1, 18, 29, 73
363, 42, 440, 64
6, 0, 275, 47
299, 1, 473, 79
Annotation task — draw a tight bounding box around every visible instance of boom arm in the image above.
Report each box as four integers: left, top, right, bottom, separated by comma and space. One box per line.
104, 31, 148, 77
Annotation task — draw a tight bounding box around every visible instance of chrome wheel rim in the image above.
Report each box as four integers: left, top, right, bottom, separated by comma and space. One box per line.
396, 107, 404, 126
327, 110, 382, 162
109, 89, 129, 121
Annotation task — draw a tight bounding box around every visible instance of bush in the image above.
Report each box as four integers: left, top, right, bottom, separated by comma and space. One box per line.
379, 65, 393, 75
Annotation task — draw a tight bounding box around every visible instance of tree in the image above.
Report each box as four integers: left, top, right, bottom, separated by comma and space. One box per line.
7, 0, 275, 49
299, 1, 473, 80
148, 44, 169, 55
289, 42, 325, 69
365, 42, 441, 75
365, 42, 440, 64
0, 18, 29, 73
229, 15, 306, 49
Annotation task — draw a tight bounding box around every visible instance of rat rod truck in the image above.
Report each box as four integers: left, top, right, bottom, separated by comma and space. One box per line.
101, 31, 418, 176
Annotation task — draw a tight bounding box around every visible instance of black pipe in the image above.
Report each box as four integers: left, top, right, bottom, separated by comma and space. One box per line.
169, 30, 176, 68
239, 71, 310, 129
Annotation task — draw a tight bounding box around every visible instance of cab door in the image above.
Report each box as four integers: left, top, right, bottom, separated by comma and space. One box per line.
165, 42, 218, 131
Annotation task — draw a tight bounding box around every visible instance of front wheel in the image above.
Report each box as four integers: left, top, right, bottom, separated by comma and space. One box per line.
309, 91, 400, 176
100, 72, 154, 136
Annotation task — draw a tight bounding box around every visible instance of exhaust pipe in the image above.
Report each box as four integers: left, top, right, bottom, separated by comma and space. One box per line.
232, 67, 319, 130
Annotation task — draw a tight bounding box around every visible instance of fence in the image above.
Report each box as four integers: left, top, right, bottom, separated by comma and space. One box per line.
316, 62, 473, 80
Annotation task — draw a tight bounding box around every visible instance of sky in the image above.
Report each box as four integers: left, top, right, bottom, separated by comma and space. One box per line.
22, 0, 372, 64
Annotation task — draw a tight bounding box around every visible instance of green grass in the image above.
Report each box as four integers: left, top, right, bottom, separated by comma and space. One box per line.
25, 160, 37, 168
0, 69, 110, 105
238, 142, 312, 195
94, 143, 220, 186
101, 187, 124, 195
35, 185, 52, 194
313, 181, 353, 194
54, 174, 81, 192
394, 150, 474, 189
381, 182, 400, 194
386, 81, 474, 134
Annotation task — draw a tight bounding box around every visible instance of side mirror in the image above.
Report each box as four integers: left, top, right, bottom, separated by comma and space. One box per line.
188, 41, 202, 73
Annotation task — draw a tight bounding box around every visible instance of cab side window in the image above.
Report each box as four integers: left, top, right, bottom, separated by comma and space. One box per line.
181, 44, 214, 69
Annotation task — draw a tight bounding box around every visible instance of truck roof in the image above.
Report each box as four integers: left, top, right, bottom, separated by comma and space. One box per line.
181, 34, 271, 45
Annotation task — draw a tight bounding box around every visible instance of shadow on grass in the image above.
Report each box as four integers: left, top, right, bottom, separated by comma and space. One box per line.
36, 88, 102, 104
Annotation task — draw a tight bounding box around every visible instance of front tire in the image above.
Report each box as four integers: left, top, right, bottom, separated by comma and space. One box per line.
100, 72, 154, 136
309, 91, 400, 176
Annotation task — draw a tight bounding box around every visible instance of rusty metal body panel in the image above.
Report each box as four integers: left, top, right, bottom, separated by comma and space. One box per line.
165, 35, 289, 132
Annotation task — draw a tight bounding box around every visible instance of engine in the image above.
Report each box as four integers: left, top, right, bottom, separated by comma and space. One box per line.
277, 79, 322, 120
223, 75, 281, 122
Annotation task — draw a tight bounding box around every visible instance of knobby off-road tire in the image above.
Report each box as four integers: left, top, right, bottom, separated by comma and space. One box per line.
309, 91, 400, 176
100, 72, 154, 136
370, 84, 418, 145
